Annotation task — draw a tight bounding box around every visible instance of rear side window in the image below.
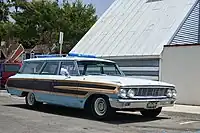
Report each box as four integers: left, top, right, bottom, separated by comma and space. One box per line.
41, 62, 59, 75
4, 64, 21, 72
20, 61, 44, 74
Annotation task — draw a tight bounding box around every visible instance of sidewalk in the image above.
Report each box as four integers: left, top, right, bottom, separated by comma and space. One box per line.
163, 104, 200, 115
1, 90, 200, 114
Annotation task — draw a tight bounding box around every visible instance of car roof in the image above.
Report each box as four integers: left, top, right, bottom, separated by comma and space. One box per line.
24, 57, 115, 63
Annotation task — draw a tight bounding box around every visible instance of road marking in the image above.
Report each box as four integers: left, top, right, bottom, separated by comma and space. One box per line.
179, 121, 198, 125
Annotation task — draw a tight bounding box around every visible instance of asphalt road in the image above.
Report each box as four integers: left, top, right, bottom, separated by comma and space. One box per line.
0, 95, 200, 133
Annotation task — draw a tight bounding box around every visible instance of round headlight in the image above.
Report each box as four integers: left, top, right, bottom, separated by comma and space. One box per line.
118, 89, 127, 98
166, 89, 173, 98
127, 89, 135, 98
172, 89, 177, 98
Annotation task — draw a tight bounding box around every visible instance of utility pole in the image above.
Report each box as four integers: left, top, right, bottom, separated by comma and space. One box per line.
59, 32, 64, 55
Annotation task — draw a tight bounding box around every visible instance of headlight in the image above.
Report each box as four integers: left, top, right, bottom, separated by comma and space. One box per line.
118, 89, 127, 98
127, 89, 135, 98
172, 89, 177, 98
166, 89, 177, 98
166, 89, 173, 98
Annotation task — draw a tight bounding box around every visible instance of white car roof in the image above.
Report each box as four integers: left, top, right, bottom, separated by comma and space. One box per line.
24, 56, 115, 63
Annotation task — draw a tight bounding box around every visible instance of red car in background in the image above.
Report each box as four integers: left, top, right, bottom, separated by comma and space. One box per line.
0, 63, 22, 89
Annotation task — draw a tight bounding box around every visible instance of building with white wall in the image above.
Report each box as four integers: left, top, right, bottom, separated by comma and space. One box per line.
161, 45, 200, 105
70, 0, 200, 105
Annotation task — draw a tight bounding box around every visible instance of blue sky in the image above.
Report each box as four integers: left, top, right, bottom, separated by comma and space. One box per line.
80, 0, 115, 16
63, 0, 115, 17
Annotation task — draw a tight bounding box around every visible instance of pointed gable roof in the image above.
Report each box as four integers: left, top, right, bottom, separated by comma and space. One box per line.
71, 0, 198, 58
170, 0, 200, 44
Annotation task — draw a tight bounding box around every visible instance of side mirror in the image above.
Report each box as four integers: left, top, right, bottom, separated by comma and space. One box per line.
65, 73, 71, 78
60, 67, 71, 78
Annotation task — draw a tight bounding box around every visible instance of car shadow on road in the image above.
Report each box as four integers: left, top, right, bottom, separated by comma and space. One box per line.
3, 103, 170, 124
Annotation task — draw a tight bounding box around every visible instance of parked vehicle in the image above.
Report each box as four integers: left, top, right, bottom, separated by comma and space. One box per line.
6, 54, 176, 120
1, 63, 22, 89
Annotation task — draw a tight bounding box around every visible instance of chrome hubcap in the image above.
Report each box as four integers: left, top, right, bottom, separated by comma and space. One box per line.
94, 98, 107, 116
27, 93, 35, 105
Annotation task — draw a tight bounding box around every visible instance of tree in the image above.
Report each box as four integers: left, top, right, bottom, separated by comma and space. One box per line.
9, 0, 27, 12
10, 0, 60, 49
0, 0, 10, 43
9, 0, 97, 53
61, 0, 97, 50
0, 22, 21, 55
0, 0, 10, 22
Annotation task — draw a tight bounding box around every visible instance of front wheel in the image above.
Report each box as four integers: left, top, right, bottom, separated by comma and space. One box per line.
90, 96, 115, 120
140, 107, 162, 118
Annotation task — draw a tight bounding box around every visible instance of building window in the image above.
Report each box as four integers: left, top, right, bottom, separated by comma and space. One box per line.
4, 64, 21, 72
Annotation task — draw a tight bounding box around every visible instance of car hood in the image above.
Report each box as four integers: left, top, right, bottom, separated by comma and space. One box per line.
84, 75, 175, 87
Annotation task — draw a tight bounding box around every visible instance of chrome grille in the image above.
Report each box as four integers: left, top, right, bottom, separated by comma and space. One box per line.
135, 88, 167, 96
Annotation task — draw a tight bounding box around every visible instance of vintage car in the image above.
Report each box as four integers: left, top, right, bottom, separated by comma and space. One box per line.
6, 54, 176, 120
0, 62, 22, 89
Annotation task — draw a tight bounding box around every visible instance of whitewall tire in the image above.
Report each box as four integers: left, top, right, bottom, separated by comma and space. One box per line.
90, 96, 115, 120
25, 92, 40, 107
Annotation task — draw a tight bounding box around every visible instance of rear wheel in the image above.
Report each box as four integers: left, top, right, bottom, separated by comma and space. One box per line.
25, 92, 41, 108
140, 107, 162, 118
90, 96, 115, 120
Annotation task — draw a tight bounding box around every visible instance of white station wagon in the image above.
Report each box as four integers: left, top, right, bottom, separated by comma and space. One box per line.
6, 54, 176, 120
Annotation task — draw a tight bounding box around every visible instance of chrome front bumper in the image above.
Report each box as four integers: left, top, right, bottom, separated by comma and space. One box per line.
109, 98, 176, 109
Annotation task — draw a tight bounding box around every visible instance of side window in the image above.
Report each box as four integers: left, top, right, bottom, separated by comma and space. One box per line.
41, 62, 59, 75
103, 65, 120, 76
59, 61, 79, 76
86, 65, 101, 75
20, 62, 44, 74
78, 64, 84, 75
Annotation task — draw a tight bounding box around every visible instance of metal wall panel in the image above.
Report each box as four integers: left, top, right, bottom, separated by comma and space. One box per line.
110, 58, 160, 80
170, 0, 200, 44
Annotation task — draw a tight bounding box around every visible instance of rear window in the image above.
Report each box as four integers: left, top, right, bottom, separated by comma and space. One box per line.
4, 64, 21, 72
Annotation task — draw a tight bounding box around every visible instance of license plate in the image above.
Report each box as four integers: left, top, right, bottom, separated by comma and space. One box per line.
146, 102, 158, 109
124, 103, 130, 106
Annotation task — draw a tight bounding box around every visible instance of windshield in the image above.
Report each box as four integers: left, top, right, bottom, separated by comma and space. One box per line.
77, 61, 123, 76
